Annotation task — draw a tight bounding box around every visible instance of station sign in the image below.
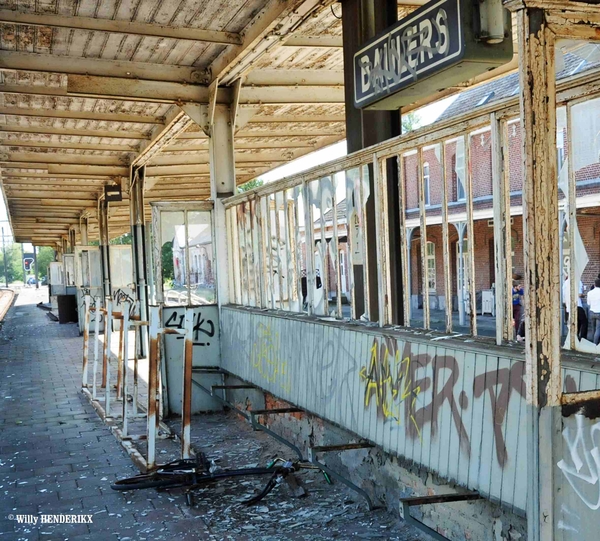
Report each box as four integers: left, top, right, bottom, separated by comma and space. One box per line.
353, 0, 513, 110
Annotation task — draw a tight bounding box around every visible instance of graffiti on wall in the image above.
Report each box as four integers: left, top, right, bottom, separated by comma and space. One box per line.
558, 414, 600, 511
359, 336, 526, 467
250, 323, 290, 393
164, 308, 216, 346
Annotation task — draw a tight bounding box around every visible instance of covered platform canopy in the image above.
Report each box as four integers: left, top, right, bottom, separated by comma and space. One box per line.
0, 0, 517, 247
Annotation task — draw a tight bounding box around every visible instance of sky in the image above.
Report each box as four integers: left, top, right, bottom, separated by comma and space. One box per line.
0, 94, 455, 247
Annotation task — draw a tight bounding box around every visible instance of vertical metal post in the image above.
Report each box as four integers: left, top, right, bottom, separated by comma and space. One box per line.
104, 297, 113, 418
374, 155, 391, 326
566, 104, 577, 349
33, 246, 38, 289
503, 122, 514, 341
80, 217, 89, 246
182, 308, 194, 459
417, 148, 430, 329
456, 222, 466, 327
274, 192, 285, 310
130, 165, 148, 358
440, 143, 452, 333
283, 191, 294, 311
515, 7, 560, 540
147, 305, 161, 471
331, 177, 343, 318
116, 311, 125, 401
464, 135, 477, 335
492, 113, 507, 345
82, 295, 91, 388
398, 157, 411, 326
318, 181, 330, 316
121, 301, 130, 436
304, 181, 316, 315
92, 298, 100, 400
98, 199, 111, 299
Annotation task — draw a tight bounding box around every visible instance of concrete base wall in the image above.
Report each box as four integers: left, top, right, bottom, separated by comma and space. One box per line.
227, 383, 526, 541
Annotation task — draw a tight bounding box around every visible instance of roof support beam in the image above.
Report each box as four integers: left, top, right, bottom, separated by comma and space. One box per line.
208, 0, 335, 86
244, 70, 344, 86
0, 124, 149, 139
0, 51, 207, 85
0, 106, 162, 124
1, 152, 126, 166
282, 35, 343, 48
0, 9, 241, 45
132, 106, 195, 167
178, 129, 344, 138
5, 76, 343, 104
0, 140, 139, 152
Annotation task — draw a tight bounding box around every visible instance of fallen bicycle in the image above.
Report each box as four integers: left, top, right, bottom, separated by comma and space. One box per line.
111, 454, 330, 506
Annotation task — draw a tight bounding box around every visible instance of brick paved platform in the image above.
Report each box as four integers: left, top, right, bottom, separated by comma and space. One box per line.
0, 287, 424, 541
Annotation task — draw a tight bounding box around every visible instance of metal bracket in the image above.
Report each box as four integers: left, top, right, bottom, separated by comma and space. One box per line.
399, 492, 482, 541
308, 443, 379, 511
191, 379, 305, 460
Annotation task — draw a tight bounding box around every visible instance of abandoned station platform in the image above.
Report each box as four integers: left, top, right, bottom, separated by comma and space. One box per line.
1, 0, 600, 540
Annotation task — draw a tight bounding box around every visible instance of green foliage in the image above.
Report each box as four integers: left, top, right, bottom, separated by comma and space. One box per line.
237, 178, 264, 193
0, 244, 56, 284
161, 242, 174, 282
401, 112, 421, 135
35, 247, 56, 278
110, 232, 132, 245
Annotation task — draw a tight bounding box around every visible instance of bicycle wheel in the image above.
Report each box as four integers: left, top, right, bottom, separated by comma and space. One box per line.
111, 473, 190, 491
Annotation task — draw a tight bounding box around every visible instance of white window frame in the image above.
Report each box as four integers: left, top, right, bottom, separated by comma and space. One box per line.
423, 162, 431, 206
426, 241, 436, 293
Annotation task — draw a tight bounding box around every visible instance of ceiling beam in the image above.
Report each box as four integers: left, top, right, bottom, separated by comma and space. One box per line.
208, 0, 334, 86
1, 152, 126, 166
0, 10, 241, 45
0, 124, 149, 139
3, 172, 115, 180
149, 151, 294, 166
67, 75, 224, 103
0, 140, 139, 151
4, 190, 100, 199
282, 35, 343, 48
6, 76, 343, 105
166, 140, 317, 150
46, 165, 129, 176
178, 129, 343, 138
0, 106, 162, 124
132, 107, 195, 167
0, 51, 207, 85
248, 114, 345, 123
244, 70, 344, 86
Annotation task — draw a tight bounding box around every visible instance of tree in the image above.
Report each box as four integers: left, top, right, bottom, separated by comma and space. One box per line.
401, 112, 421, 135
35, 247, 55, 278
238, 178, 264, 193
161, 242, 174, 283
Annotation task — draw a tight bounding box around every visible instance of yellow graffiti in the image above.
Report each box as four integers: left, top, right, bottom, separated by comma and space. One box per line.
251, 323, 290, 392
359, 338, 421, 438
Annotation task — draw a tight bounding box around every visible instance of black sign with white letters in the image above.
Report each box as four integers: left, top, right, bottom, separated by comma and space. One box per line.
354, 0, 463, 109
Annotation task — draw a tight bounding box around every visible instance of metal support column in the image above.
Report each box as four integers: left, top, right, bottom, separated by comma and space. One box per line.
130, 165, 149, 358
342, 0, 401, 323
209, 104, 235, 306
98, 199, 111, 299
80, 216, 89, 246
514, 6, 561, 540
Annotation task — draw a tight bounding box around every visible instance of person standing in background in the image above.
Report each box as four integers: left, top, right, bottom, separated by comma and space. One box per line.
563, 272, 588, 341
587, 277, 600, 344
512, 274, 524, 336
